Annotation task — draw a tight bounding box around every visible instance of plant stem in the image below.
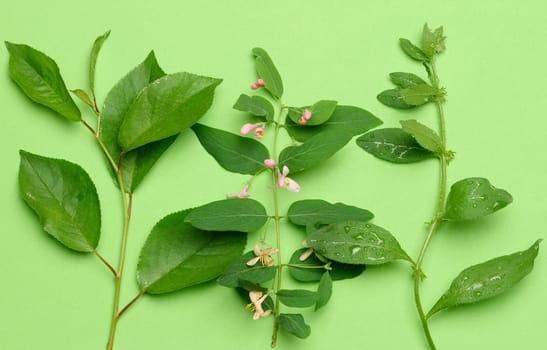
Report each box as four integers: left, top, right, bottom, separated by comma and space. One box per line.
94, 250, 117, 276
118, 290, 145, 318
270, 102, 284, 348
412, 59, 447, 350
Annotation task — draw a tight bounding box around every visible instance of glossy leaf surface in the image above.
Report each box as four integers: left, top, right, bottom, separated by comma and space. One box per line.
307, 221, 413, 265
19, 151, 100, 252
5, 42, 80, 121
277, 289, 318, 308
185, 198, 268, 232
278, 314, 311, 339
443, 178, 513, 221
390, 72, 427, 88
279, 130, 353, 174
400, 119, 443, 154
252, 47, 283, 98
427, 240, 540, 318
288, 248, 366, 282
217, 251, 276, 288
377, 89, 415, 109
356, 128, 434, 163
137, 210, 246, 294
118, 72, 222, 151
192, 123, 269, 175
399, 38, 429, 62
285, 105, 382, 142
288, 199, 373, 226
315, 272, 332, 311
233, 94, 275, 122
89, 30, 110, 98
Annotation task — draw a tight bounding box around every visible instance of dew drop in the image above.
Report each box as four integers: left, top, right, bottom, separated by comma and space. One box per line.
462, 276, 469, 281
350, 246, 362, 255
344, 226, 351, 233
474, 291, 482, 297
472, 203, 478, 208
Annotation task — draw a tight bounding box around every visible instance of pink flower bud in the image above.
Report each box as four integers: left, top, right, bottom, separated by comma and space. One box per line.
264, 159, 276, 168
240, 123, 260, 135
251, 83, 259, 90
256, 78, 265, 86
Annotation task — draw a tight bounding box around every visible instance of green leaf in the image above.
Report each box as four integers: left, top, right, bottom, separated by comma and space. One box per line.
377, 89, 415, 109
118, 72, 222, 151
18, 150, 100, 252
287, 100, 338, 126
191, 123, 270, 175
233, 94, 275, 122
315, 272, 332, 311
400, 119, 443, 154
252, 47, 283, 99
137, 210, 246, 294
99, 51, 175, 192
71, 89, 94, 109
356, 128, 435, 163
288, 200, 373, 226
427, 240, 541, 318
307, 221, 413, 265
400, 84, 439, 106
277, 289, 318, 308
5, 42, 81, 121
390, 72, 427, 88
285, 105, 382, 142
278, 314, 311, 339
185, 198, 268, 232
217, 251, 276, 288
89, 30, 110, 99
288, 248, 366, 282
422, 24, 446, 58
443, 178, 513, 221
399, 38, 429, 62
279, 130, 353, 174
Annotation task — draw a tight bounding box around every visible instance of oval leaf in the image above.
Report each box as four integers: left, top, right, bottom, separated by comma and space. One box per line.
315, 272, 332, 311
99, 51, 173, 192
288, 199, 373, 226
18, 150, 100, 252
5, 42, 81, 121
89, 30, 110, 98
400, 119, 443, 154
278, 314, 311, 339
279, 130, 353, 174
118, 72, 222, 151
277, 289, 318, 308
377, 89, 415, 109
252, 47, 283, 99
137, 210, 246, 294
427, 240, 541, 318
185, 198, 268, 232
233, 94, 275, 122
286, 105, 382, 142
401, 84, 439, 106
287, 100, 338, 126
443, 177, 513, 221
191, 123, 270, 175
307, 221, 413, 265
356, 128, 435, 163
288, 248, 366, 282
399, 38, 429, 62
389, 72, 427, 88
217, 251, 276, 288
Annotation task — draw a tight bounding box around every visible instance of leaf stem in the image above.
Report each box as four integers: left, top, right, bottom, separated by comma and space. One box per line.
94, 250, 117, 276
117, 290, 145, 319
271, 100, 284, 348
412, 58, 447, 350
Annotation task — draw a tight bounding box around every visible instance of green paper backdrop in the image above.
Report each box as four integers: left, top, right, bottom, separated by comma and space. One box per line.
1, 0, 545, 349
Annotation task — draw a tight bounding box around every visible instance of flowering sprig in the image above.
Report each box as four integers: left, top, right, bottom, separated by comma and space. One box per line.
190, 47, 383, 346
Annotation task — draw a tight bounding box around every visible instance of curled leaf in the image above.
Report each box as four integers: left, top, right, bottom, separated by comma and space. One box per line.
400, 119, 443, 154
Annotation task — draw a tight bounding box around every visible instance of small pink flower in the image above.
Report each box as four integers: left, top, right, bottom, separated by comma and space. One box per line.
251, 78, 265, 90
226, 184, 249, 199
246, 291, 271, 320
298, 109, 312, 125
246, 244, 279, 267
277, 166, 300, 192
254, 126, 265, 139
240, 123, 266, 139
264, 159, 276, 168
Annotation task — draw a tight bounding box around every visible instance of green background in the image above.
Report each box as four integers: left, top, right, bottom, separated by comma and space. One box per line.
1, 0, 546, 349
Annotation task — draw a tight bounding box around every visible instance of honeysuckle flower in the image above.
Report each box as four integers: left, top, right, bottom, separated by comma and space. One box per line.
254, 126, 265, 139
251, 78, 265, 90
299, 240, 314, 261
246, 244, 279, 267
226, 184, 249, 199
277, 166, 300, 192
298, 109, 312, 125
246, 291, 271, 320
264, 159, 276, 168
240, 123, 266, 139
